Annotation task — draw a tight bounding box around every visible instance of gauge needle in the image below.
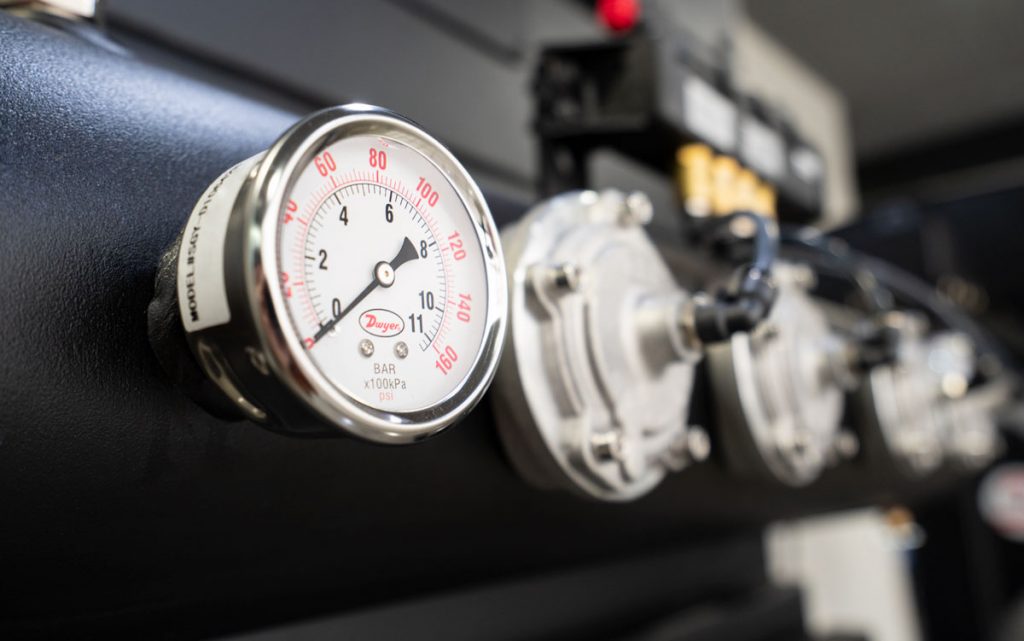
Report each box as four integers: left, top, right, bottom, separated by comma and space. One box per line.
310, 236, 419, 345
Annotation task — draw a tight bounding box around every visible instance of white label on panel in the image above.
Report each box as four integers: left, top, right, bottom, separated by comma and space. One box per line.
683, 75, 737, 151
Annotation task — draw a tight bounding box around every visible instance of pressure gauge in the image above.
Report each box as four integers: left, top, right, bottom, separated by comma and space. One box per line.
150, 105, 506, 442
707, 262, 847, 486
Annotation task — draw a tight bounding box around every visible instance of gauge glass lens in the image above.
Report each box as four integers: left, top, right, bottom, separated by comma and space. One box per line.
274, 134, 488, 413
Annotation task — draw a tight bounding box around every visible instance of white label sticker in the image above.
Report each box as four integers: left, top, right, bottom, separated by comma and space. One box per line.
177, 156, 257, 333
683, 75, 737, 152
740, 116, 784, 180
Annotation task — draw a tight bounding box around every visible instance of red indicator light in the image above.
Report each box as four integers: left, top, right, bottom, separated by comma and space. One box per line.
597, 0, 641, 33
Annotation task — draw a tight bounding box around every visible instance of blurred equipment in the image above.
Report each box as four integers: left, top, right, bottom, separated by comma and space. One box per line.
708, 261, 849, 486
767, 508, 925, 641
856, 315, 948, 477
534, 26, 823, 223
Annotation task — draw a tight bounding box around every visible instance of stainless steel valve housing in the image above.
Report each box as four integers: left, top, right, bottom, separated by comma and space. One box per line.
493, 190, 707, 501
858, 315, 946, 476
708, 262, 846, 486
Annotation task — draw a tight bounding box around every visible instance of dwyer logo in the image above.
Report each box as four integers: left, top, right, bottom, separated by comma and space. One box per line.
359, 309, 405, 338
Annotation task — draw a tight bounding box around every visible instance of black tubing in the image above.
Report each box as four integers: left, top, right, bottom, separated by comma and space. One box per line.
779, 225, 894, 314
781, 225, 1014, 374
693, 211, 779, 343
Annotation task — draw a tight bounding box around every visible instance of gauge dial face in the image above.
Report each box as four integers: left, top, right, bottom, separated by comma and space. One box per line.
272, 133, 489, 414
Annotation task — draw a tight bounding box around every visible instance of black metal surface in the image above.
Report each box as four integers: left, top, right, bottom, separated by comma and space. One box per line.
913, 431, 1024, 641
616, 587, 809, 641
104, 0, 557, 201
0, 11, 981, 639
227, 536, 770, 641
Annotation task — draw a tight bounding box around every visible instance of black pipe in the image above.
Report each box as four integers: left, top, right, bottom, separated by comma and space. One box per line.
692, 211, 778, 343
779, 225, 894, 314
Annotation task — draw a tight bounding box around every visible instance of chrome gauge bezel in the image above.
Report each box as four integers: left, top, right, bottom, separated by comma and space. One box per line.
230, 105, 506, 443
